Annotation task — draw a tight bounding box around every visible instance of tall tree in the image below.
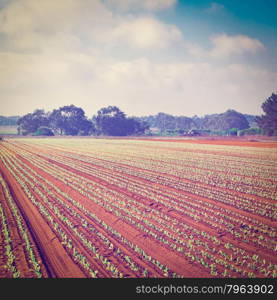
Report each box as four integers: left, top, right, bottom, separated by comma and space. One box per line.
155, 113, 176, 131
256, 93, 277, 136
95, 106, 127, 136
95, 106, 148, 136
175, 116, 195, 131
17, 109, 49, 135
220, 109, 249, 131
125, 117, 150, 135
49, 105, 93, 135
191, 115, 203, 129
202, 110, 249, 131
243, 114, 259, 128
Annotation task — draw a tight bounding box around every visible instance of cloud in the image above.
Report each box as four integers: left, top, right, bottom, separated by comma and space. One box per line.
81, 60, 277, 116
106, 0, 176, 11
1, 49, 276, 117
0, 0, 181, 53
210, 34, 265, 58
0, 0, 83, 35
106, 16, 183, 49
101, 59, 277, 114
0, 0, 116, 53
186, 33, 265, 59
0, 0, 275, 118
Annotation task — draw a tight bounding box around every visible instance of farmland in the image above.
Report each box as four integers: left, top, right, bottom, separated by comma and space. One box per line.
0, 126, 18, 135
0, 138, 276, 278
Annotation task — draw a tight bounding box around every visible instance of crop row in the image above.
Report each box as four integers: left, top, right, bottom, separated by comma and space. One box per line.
1, 148, 183, 277
1, 141, 276, 277
11, 140, 276, 217
0, 173, 46, 278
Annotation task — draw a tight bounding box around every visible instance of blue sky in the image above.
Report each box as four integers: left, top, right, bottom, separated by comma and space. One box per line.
0, 0, 276, 117
162, 0, 277, 69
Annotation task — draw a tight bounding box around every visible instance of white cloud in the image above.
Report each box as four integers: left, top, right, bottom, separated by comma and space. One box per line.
89, 60, 277, 116
210, 34, 265, 58
106, 16, 183, 49
0, 0, 275, 118
0, 0, 80, 35
106, 0, 176, 11
0, 0, 114, 52
186, 33, 265, 59
1, 50, 276, 117
0, 0, 181, 53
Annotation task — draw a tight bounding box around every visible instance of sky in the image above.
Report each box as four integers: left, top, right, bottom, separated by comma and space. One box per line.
0, 0, 277, 118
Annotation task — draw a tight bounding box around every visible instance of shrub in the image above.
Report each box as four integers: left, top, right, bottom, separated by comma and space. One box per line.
33, 126, 54, 136
238, 128, 262, 136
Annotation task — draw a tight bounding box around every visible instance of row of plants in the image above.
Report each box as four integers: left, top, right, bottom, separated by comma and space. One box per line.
2, 140, 276, 277
1, 146, 180, 277
7, 143, 276, 277
0, 174, 44, 277
0, 197, 20, 278
30, 139, 275, 218
27, 142, 275, 248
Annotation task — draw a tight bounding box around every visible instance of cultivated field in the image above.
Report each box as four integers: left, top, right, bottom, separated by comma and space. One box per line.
0, 138, 276, 278
0, 126, 17, 135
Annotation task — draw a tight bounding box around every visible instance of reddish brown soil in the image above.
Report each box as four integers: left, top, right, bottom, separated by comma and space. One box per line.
0, 176, 50, 278
131, 138, 277, 148
13, 155, 208, 277
0, 161, 86, 278
36, 153, 276, 264
1, 139, 276, 278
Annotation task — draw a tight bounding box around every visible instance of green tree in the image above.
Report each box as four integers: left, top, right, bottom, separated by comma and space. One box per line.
191, 115, 203, 129
238, 127, 262, 136
256, 93, 277, 136
34, 126, 54, 136
17, 109, 49, 135
228, 128, 238, 136
125, 117, 150, 135
95, 106, 148, 136
95, 106, 126, 136
155, 113, 176, 132
203, 110, 249, 131
175, 116, 195, 131
221, 110, 249, 130
49, 105, 93, 135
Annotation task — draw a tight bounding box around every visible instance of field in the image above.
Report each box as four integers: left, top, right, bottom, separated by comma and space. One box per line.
0, 137, 276, 278
0, 126, 18, 135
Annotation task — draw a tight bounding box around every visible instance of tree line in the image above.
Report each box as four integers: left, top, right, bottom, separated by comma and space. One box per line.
17, 105, 149, 136
133, 93, 276, 136
139, 109, 251, 136
10, 92, 277, 137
